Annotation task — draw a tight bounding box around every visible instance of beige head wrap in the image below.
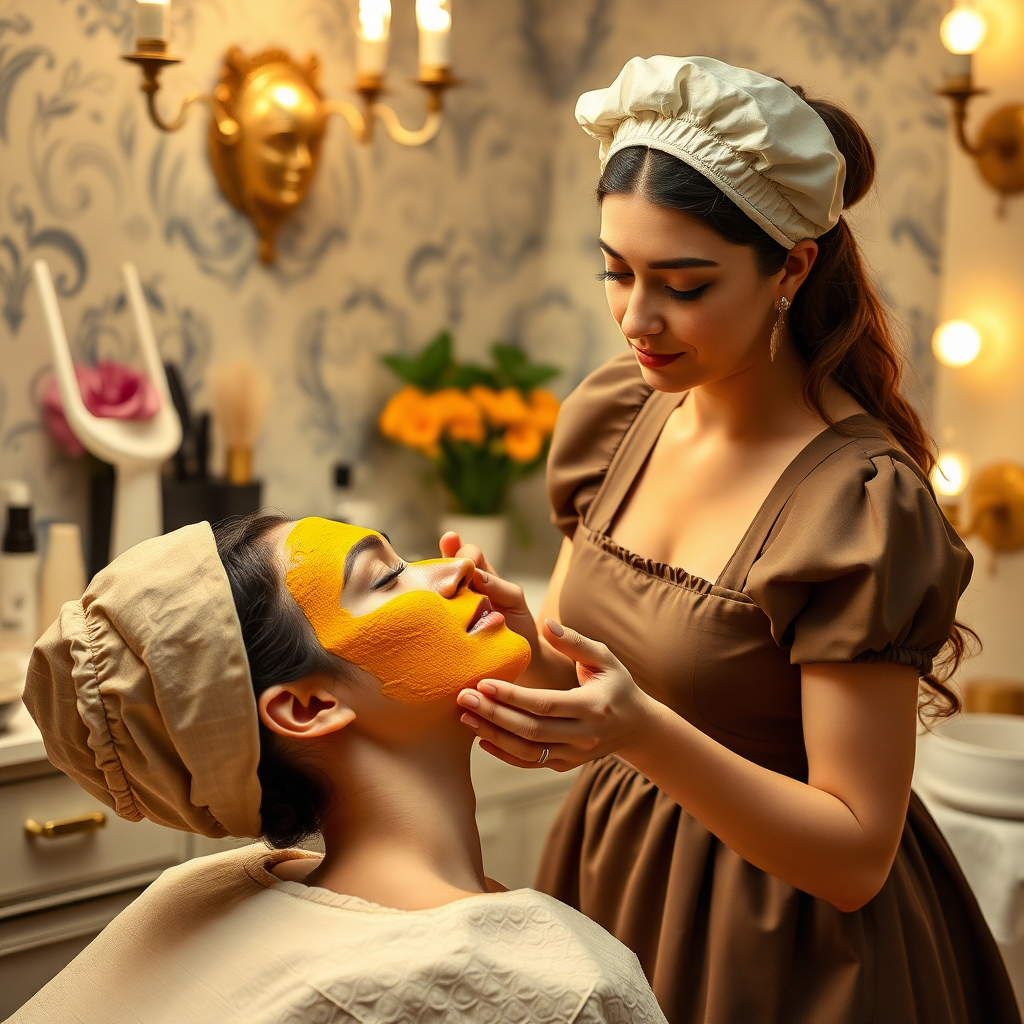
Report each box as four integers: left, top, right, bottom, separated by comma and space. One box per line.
575, 55, 846, 248
24, 522, 262, 839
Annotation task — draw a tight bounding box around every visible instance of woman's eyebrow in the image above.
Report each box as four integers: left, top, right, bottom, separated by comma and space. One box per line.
343, 534, 386, 583
598, 239, 625, 260
597, 240, 718, 270
648, 256, 719, 269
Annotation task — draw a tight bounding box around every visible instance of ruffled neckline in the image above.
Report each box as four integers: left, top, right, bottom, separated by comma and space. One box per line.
584, 527, 716, 595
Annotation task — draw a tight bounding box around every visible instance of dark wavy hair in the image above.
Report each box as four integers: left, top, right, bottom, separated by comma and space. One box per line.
597, 85, 975, 718
214, 512, 339, 847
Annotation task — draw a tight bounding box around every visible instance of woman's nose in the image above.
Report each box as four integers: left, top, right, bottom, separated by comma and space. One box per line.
619, 282, 664, 342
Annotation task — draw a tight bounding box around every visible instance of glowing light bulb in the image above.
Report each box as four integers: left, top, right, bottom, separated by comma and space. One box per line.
932, 319, 982, 367
359, 0, 391, 43
417, 0, 452, 70
356, 0, 391, 78
940, 4, 987, 55
932, 451, 971, 498
417, 0, 452, 33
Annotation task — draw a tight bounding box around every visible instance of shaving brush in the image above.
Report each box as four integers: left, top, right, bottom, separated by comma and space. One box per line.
208, 360, 271, 485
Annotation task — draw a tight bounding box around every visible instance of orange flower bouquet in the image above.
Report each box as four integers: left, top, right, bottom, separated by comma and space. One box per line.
379, 331, 560, 515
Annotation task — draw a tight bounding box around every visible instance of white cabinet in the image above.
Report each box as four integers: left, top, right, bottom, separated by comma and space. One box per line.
0, 757, 188, 1019
0, 769, 187, 915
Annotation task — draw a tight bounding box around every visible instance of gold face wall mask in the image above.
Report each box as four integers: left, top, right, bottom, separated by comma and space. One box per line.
284, 518, 531, 704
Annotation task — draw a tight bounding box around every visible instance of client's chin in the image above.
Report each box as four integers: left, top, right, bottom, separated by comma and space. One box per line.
379, 623, 532, 706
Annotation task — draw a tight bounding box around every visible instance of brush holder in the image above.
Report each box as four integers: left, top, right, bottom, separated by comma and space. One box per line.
162, 479, 262, 533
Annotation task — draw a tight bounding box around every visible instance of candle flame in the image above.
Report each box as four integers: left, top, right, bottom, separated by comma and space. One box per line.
940, 4, 986, 55
359, 0, 391, 42
416, 0, 451, 33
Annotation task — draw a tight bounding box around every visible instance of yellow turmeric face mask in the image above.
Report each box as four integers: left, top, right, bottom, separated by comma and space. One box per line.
284, 518, 531, 704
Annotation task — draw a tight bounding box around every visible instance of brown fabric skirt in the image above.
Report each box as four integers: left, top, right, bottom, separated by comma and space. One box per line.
535, 755, 1020, 1024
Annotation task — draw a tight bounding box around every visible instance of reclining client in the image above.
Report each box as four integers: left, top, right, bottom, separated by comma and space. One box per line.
10, 513, 665, 1024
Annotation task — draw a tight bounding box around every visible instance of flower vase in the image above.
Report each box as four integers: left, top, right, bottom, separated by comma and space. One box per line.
439, 513, 510, 574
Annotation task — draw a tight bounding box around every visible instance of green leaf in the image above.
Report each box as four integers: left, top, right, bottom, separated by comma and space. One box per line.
490, 342, 560, 391
492, 343, 527, 375
516, 364, 561, 390
448, 364, 499, 390
381, 354, 422, 385
417, 330, 454, 391
382, 331, 455, 390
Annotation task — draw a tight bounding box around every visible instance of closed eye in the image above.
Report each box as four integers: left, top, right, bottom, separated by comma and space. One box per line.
371, 563, 407, 591
666, 283, 711, 302
597, 270, 632, 282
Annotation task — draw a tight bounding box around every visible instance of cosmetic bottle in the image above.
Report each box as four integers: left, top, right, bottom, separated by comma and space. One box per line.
38, 523, 86, 637
0, 481, 39, 650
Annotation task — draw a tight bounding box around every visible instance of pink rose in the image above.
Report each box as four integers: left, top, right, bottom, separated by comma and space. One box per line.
43, 362, 161, 458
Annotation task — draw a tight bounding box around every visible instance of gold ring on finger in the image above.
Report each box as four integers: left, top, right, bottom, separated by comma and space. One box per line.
537, 748, 550, 764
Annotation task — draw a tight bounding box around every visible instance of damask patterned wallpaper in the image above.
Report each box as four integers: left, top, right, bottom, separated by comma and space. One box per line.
0, 0, 949, 570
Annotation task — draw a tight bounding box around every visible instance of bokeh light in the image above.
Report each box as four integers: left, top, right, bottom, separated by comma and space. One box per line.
940, 5, 987, 55
932, 319, 982, 367
932, 451, 971, 498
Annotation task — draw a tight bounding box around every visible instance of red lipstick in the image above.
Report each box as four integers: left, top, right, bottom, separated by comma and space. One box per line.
632, 345, 683, 369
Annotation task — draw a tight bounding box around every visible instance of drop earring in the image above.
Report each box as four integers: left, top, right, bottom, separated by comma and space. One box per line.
769, 296, 790, 362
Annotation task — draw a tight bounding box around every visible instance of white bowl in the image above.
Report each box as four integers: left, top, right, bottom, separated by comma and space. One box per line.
917, 713, 1024, 819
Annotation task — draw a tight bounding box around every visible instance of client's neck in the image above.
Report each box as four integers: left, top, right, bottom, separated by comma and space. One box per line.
302, 718, 490, 910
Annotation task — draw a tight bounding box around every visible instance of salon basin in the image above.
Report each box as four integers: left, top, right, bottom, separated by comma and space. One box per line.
916, 713, 1024, 819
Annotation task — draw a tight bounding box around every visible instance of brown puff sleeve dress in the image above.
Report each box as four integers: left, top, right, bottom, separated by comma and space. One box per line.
535, 352, 1020, 1024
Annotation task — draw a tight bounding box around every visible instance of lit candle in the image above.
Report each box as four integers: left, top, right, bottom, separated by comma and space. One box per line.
135, 0, 170, 43
416, 0, 451, 72
939, 3, 986, 84
356, 0, 391, 80
940, 4, 987, 56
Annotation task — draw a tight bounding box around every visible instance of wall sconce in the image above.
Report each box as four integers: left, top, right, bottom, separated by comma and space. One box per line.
933, 452, 1024, 556
932, 318, 982, 367
936, 1, 1024, 206
123, 0, 457, 264
962, 462, 1024, 555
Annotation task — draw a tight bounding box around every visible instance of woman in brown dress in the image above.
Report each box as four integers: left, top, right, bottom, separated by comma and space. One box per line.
442, 56, 1020, 1023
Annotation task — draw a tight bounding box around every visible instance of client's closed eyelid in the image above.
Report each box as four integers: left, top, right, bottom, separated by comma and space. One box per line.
370, 562, 407, 591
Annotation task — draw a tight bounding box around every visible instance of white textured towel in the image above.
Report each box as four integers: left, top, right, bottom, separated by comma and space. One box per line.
10, 845, 666, 1024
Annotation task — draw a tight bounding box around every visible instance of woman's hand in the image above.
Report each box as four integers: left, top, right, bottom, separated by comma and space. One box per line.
439, 531, 539, 654
438, 530, 494, 573
456, 619, 655, 771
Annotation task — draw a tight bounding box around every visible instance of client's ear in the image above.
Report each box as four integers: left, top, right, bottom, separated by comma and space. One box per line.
258, 675, 356, 739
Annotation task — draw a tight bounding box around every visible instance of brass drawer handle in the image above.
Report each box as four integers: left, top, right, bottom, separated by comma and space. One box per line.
25, 811, 107, 838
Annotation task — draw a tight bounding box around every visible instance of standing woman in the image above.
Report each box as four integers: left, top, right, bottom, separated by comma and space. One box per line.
449, 56, 1019, 1023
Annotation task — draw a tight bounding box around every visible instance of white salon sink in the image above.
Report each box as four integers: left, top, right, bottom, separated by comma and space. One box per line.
917, 713, 1024, 819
